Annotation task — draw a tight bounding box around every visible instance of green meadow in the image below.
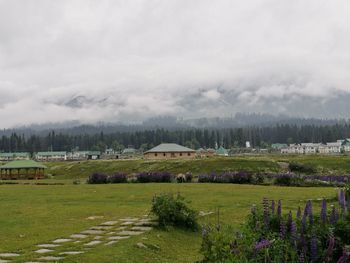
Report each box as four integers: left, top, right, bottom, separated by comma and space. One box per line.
0, 155, 348, 262
0, 183, 337, 262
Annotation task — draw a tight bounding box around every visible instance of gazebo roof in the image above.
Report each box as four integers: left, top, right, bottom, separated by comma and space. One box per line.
0, 160, 47, 169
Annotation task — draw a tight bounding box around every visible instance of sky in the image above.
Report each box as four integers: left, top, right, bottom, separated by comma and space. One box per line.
1, 0, 350, 128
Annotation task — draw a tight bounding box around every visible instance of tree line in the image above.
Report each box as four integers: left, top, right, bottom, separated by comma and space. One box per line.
1, 124, 350, 153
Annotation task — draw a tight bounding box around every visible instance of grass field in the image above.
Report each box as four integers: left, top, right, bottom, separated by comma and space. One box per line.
42, 155, 350, 180
0, 183, 337, 262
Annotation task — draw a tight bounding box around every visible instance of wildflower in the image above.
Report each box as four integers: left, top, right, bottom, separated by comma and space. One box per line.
325, 235, 335, 262
255, 239, 271, 250
337, 250, 349, 263
277, 200, 282, 217
320, 199, 327, 224
310, 235, 317, 262
280, 219, 286, 239
297, 206, 302, 220
271, 200, 275, 215
262, 198, 270, 228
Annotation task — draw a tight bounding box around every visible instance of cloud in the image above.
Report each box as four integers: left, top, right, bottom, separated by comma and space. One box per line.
0, 0, 350, 127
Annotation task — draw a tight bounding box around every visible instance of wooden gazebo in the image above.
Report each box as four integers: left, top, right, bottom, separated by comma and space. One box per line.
0, 160, 47, 180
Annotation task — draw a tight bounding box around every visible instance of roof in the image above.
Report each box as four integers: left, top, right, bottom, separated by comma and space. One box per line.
87, 151, 101, 155
216, 146, 228, 155
0, 152, 30, 157
145, 143, 195, 153
0, 160, 47, 169
36, 151, 67, 156
271, 143, 288, 149
122, 148, 136, 154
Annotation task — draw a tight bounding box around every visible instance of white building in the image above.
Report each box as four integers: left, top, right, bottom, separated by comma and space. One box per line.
35, 151, 67, 161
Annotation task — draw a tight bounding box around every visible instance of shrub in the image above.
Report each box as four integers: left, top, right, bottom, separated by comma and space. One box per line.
108, 173, 128, 183
185, 172, 193, 182
136, 172, 173, 183
198, 172, 252, 184
87, 173, 108, 184
289, 162, 316, 174
273, 173, 303, 186
151, 193, 198, 230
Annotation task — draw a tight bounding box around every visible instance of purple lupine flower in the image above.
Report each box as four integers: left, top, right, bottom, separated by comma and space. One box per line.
330, 205, 339, 225
297, 206, 302, 220
290, 221, 297, 246
262, 198, 270, 228
337, 250, 349, 263
271, 200, 275, 215
303, 201, 309, 218
255, 239, 271, 250
301, 214, 307, 233
280, 219, 287, 239
320, 199, 327, 224
325, 235, 335, 262
310, 235, 317, 262
277, 200, 282, 217
307, 200, 313, 225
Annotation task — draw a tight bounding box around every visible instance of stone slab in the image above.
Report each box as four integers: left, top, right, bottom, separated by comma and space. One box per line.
120, 218, 139, 221
0, 253, 20, 257
84, 240, 102, 246
59, 251, 84, 255
52, 238, 72, 243
131, 226, 153, 231
90, 226, 113, 230
105, 241, 118, 246
37, 244, 60, 248
81, 230, 105, 235
108, 236, 130, 240
121, 222, 134, 226
118, 230, 144, 236
100, 221, 118, 226
70, 234, 88, 239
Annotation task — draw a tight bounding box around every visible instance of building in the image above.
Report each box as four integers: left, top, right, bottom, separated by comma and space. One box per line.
196, 148, 215, 158
216, 146, 229, 156
35, 151, 67, 161
271, 144, 288, 151
144, 143, 196, 159
121, 148, 137, 158
301, 143, 322, 154
281, 144, 304, 154
0, 160, 46, 180
0, 152, 30, 161
87, 151, 101, 160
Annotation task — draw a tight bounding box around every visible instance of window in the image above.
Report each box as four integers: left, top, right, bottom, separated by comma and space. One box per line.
163, 153, 166, 156
187, 153, 191, 156
155, 153, 158, 157
180, 153, 182, 156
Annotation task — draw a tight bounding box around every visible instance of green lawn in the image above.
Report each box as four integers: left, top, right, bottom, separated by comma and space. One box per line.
0, 183, 336, 262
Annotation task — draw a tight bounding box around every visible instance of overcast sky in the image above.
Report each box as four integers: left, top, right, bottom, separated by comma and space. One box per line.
1, 0, 350, 128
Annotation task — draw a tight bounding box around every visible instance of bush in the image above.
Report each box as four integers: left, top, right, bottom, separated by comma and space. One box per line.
136, 172, 173, 183
273, 173, 303, 186
185, 172, 193, 182
151, 193, 198, 230
87, 173, 108, 184
289, 162, 316, 174
108, 173, 128, 183
198, 172, 252, 184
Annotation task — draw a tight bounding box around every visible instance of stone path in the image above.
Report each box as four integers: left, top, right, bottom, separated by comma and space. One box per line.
0, 216, 157, 262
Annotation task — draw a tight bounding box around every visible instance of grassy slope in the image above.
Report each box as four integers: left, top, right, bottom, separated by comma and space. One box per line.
45, 157, 281, 179
0, 183, 335, 262
44, 155, 350, 180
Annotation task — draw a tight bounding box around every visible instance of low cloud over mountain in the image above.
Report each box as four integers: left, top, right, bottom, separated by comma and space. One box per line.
1, 1, 350, 128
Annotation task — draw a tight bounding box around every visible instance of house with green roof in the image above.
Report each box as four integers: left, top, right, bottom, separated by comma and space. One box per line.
35, 151, 67, 161
216, 146, 229, 156
0, 152, 30, 161
144, 143, 195, 159
0, 160, 46, 179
